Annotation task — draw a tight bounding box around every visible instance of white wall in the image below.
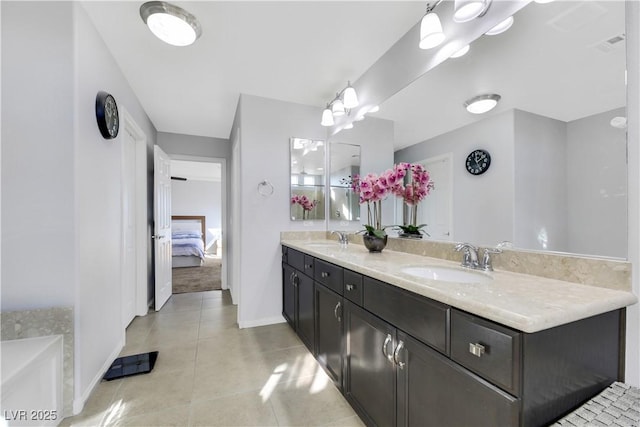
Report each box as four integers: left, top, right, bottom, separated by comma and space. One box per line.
235, 94, 393, 327
513, 110, 568, 252
2, 1, 157, 414
74, 2, 157, 412
1, 1, 76, 310
566, 108, 627, 258
624, 0, 639, 387
172, 179, 222, 252
395, 110, 516, 247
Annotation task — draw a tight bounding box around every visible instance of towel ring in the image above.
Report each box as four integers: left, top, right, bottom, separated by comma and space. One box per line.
258, 180, 274, 196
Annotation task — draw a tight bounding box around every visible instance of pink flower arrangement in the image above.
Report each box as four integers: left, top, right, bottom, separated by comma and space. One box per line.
291, 195, 318, 219
390, 162, 434, 206
351, 163, 434, 237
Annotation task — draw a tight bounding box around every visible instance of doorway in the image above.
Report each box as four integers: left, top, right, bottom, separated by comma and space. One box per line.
120, 108, 148, 328
169, 156, 227, 294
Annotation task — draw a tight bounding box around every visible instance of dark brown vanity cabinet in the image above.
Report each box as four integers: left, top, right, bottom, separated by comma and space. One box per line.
281, 248, 314, 353
282, 246, 623, 427
344, 301, 397, 427
315, 283, 344, 389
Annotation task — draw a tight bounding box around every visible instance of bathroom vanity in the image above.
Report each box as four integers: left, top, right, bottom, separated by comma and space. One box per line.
281, 240, 636, 427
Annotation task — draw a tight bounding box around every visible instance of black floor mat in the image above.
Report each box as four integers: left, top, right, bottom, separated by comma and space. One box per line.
103, 351, 159, 381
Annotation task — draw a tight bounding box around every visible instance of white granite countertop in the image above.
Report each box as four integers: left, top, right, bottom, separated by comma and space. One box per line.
281, 239, 638, 333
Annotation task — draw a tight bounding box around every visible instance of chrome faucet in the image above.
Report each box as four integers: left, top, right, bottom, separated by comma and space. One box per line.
454, 243, 479, 269
454, 243, 503, 271
331, 231, 349, 246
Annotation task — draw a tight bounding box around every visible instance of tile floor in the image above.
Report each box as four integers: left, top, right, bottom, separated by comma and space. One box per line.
61, 290, 364, 427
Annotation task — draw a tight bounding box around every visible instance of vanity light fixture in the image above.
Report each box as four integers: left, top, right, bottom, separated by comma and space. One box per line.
485, 16, 514, 35
332, 98, 346, 116
464, 94, 501, 114
321, 106, 335, 127
450, 44, 470, 58
343, 82, 359, 109
140, 1, 202, 46
320, 81, 360, 126
419, 2, 446, 50
453, 0, 491, 23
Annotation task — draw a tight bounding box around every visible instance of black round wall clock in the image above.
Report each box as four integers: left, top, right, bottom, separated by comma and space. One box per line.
465, 149, 491, 175
95, 91, 119, 139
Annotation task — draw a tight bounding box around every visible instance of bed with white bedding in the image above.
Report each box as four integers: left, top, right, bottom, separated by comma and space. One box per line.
172, 215, 206, 268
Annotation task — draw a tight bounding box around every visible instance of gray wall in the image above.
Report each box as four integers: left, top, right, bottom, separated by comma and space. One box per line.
157, 131, 231, 159
566, 107, 627, 258
395, 110, 515, 247
513, 110, 568, 252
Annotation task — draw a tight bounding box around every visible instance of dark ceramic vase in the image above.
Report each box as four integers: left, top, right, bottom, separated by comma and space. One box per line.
363, 234, 388, 252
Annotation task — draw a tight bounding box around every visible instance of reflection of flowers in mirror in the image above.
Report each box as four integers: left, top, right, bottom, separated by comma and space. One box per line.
291, 195, 318, 220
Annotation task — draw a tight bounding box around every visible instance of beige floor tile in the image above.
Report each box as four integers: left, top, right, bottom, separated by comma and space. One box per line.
269, 375, 357, 426
189, 392, 278, 427
191, 353, 274, 401
112, 367, 195, 418
153, 309, 202, 327
113, 403, 191, 427
63, 290, 362, 427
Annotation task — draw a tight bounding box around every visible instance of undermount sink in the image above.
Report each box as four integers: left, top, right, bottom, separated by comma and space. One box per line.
401, 266, 492, 284
304, 242, 339, 248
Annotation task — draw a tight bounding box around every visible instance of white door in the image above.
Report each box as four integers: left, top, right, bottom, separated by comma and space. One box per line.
154, 145, 172, 310
420, 154, 453, 240
121, 128, 137, 327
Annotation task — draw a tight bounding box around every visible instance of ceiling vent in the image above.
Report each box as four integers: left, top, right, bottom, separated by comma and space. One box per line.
547, 2, 607, 33
591, 33, 626, 53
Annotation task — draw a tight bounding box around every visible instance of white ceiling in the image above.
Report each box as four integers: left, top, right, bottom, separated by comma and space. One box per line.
171, 160, 221, 181
81, 1, 426, 140
82, 1, 626, 150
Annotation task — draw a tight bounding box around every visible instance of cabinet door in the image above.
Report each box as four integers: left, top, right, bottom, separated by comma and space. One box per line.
344, 301, 397, 427
396, 331, 519, 427
282, 263, 296, 328
297, 272, 315, 353
315, 284, 343, 389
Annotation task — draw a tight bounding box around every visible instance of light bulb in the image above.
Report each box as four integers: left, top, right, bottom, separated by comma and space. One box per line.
419, 12, 445, 50
321, 108, 334, 126
332, 99, 345, 116
464, 94, 501, 114
485, 16, 514, 35
343, 84, 359, 109
453, 0, 489, 23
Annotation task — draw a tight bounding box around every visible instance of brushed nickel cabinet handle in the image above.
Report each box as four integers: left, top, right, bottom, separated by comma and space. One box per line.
334, 301, 342, 322
321, 271, 329, 278
394, 340, 406, 369
345, 284, 354, 291
469, 343, 486, 357
382, 334, 393, 362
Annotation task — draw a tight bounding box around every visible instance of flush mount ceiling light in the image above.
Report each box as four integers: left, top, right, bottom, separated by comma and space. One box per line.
140, 1, 202, 46
419, 2, 445, 50
464, 94, 501, 114
320, 81, 360, 126
485, 16, 514, 35
453, 0, 491, 23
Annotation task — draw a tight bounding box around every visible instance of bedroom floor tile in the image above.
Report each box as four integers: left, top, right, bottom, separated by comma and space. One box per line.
63, 290, 359, 427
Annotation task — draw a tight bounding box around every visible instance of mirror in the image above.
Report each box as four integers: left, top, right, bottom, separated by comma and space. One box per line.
290, 137, 325, 221
329, 143, 361, 224
385, 1, 627, 259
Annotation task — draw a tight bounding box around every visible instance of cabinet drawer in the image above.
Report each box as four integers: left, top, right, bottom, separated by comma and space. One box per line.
363, 277, 449, 354
314, 259, 344, 294
286, 248, 305, 272
303, 255, 315, 277
343, 270, 363, 305
451, 309, 521, 396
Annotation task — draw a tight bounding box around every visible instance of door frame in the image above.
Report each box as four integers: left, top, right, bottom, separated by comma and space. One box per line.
419, 152, 454, 241
168, 154, 228, 291
120, 107, 148, 318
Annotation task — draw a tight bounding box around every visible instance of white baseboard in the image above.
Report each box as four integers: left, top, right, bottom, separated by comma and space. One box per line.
238, 316, 286, 329
72, 338, 124, 415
